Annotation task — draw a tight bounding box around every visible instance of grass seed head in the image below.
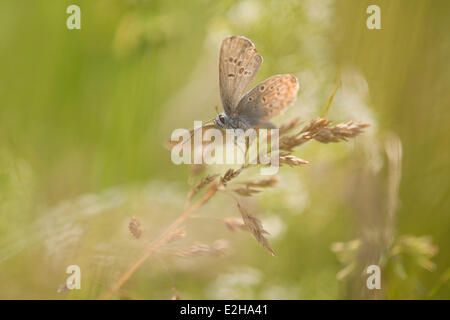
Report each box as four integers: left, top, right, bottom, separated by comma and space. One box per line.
128, 216, 142, 239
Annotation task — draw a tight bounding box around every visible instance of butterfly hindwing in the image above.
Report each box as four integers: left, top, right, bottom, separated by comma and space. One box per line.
235, 74, 299, 126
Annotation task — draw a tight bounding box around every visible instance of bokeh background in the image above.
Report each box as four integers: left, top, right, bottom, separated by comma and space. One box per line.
0, 0, 449, 299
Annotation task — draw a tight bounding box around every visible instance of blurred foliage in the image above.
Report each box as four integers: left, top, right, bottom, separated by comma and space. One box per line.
0, 0, 449, 299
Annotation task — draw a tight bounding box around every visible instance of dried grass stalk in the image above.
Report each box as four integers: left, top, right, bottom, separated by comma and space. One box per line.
220, 168, 242, 186
279, 133, 312, 152
175, 240, 229, 258
101, 184, 219, 299
242, 177, 278, 188
221, 217, 248, 232
187, 173, 219, 204
279, 154, 309, 167
237, 202, 275, 256
314, 121, 370, 143
300, 118, 331, 134
104, 109, 369, 298
385, 133, 403, 242
279, 117, 301, 135
233, 187, 261, 197
57, 283, 70, 294
171, 287, 181, 300
280, 118, 368, 151
166, 226, 186, 244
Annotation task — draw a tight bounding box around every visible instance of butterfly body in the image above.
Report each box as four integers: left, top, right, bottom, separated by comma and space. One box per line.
216, 36, 299, 131
215, 112, 253, 130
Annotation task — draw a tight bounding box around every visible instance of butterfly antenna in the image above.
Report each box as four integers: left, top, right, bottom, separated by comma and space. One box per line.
322, 79, 342, 118
180, 117, 216, 147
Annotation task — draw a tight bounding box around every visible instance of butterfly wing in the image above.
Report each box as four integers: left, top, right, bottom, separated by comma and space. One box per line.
219, 36, 263, 117
235, 74, 299, 127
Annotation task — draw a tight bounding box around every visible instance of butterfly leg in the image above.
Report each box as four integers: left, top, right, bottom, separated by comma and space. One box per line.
233, 132, 247, 159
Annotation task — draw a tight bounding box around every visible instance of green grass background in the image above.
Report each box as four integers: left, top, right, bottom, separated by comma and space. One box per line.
0, 0, 448, 299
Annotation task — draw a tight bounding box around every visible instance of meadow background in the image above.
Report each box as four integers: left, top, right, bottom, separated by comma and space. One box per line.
0, 0, 449, 299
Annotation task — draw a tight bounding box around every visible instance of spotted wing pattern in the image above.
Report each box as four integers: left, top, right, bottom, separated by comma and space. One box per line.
235, 74, 299, 126
219, 36, 263, 117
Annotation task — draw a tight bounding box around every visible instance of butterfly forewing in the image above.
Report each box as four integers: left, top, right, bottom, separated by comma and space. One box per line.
235, 74, 299, 126
219, 36, 263, 117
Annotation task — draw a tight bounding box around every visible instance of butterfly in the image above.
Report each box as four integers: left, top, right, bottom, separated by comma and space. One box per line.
214, 36, 299, 131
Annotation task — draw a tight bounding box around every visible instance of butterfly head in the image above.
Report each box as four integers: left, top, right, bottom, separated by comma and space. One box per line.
214, 112, 229, 129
